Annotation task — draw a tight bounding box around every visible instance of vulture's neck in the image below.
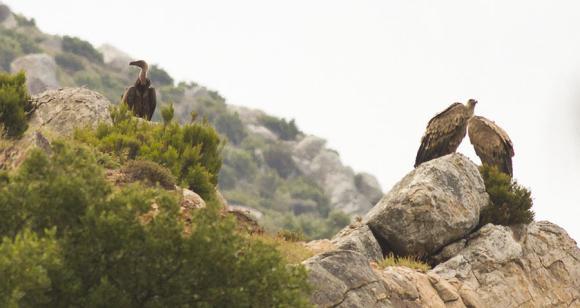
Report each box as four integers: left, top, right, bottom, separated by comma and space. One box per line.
138, 66, 148, 85
466, 104, 476, 117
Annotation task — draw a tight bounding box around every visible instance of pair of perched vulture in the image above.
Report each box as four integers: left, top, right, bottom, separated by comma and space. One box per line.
415, 99, 514, 176
122, 60, 157, 121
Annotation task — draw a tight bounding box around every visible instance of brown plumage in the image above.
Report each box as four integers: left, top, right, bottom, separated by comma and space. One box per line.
122, 60, 156, 120
468, 116, 514, 176
414, 99, 477, 167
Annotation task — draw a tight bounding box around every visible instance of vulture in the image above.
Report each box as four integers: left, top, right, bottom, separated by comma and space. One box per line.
122, 60, 156, 120
468, 116, 514, 177
414, 99, 477, 167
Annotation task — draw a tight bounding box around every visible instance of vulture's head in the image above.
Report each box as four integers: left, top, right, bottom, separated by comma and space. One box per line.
466, 99, 478, 115
129, 60, 148, 70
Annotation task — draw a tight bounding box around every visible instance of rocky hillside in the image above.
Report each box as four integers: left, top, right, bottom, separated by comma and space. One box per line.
304, 154, 580, 307
0, 3, 382, 239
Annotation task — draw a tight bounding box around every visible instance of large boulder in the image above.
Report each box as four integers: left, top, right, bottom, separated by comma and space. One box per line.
432, 221, 580, 307
303, 250, 392, 307
10, 54, 60, 95
365, 154, 488, 257
1, 88, 112, 170
29, 87, 112, 135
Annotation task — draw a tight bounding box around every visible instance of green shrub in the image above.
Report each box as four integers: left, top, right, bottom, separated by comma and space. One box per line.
0, 229, 62, 307
0, 141, 312, 307
149, 64, 174, 86
122, 160, 176, 189
478, 165, 535, 227
160, 103, 175, 125
62, 35, 103, 63
0, 71, 31, 138
75, 104, 223, 202
259, 115, 301, 140
55, 52, 84, 72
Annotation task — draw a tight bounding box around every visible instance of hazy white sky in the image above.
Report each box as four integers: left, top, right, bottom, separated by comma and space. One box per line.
4, 0, 580, 242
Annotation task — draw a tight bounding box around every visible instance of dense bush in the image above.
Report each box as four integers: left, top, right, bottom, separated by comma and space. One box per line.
259, 115, 301, 140
0, 142, 312, 307
62, 35, 103, 63
122, 160, 176, 189
55, 52, 84, 72
75, 104, 223, 202
0, 71, 31, 138
149, 64, 174, 87
478, 165, 535, 227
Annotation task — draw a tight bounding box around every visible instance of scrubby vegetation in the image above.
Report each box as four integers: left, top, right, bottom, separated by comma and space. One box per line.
122, 160, 176, 189
478, 165, 535, 227
378, 253, 431, 273
62, 35, 104, 64
0, 141, 312, 307
75, 104, 222, 202
259, 114, 301, 141
0, 71, 31, 138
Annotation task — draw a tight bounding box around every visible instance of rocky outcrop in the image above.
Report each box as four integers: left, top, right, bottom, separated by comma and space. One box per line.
11, 54, 60, 94
306, 222, 579, 308
304, 250, 392, 307
377, 266, 476, 308
1, 88, 111, 169
29, 87, 112, 135
332, 222, 383, 262
365, 154, 488, 257
432, 221, 580, 307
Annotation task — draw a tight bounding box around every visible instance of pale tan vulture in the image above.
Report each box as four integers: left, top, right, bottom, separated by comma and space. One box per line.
414, 99, 477, 167
468, 116, 514, 176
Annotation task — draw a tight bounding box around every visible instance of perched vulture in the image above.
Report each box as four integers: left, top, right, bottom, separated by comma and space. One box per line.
468, 116, 514, 177
414, 99, 477, 167
122, 60, 157, 120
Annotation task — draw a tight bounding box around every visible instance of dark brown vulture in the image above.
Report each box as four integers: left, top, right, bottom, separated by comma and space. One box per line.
122, 60, 156, 120
414, 99, 477, 167
468, 116, 514, 176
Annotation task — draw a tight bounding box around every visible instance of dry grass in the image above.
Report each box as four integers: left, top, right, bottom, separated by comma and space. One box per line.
378, 253, 431, 272
251, 233, 314, 264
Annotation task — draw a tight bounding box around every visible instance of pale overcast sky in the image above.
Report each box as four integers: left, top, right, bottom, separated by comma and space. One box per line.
4, 0, 580, 242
